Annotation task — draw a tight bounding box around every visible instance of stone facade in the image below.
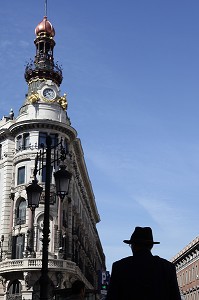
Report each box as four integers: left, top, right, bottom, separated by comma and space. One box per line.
171, 237, 199, 300
0, 14, 106, 300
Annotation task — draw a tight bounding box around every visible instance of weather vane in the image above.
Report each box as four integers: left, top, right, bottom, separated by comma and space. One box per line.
44, 0, 47, 16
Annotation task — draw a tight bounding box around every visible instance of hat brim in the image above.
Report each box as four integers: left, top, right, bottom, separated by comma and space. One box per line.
123, 239, 160, 244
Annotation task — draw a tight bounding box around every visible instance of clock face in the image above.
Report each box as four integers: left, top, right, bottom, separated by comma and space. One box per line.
43, 88, 56, 100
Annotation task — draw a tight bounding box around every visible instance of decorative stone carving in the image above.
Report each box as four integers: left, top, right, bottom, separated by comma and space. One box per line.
56, 272, 63, 288
23, 271, 31, 290
57, 94, 68, 110
28, 92, 40, 104
0, 276, 7, 292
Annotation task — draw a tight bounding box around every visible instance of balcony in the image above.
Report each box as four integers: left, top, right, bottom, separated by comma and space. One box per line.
24, 59, 63, 86
0, 258, 93, 290
0, 258, 76, 274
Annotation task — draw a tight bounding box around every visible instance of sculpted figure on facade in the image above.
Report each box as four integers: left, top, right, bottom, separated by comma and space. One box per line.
57, 93, 68, 110
27, 92, 40, 104
0, 276, 6, 292
23, 272, 31, 290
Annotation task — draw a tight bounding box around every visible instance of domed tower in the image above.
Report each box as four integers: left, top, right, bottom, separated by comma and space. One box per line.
0, 12, 106, 300
20, 16, 67, 124
25, 16, 62, 86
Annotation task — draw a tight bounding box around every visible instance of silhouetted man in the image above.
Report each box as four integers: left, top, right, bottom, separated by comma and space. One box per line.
106, 226, 181, 300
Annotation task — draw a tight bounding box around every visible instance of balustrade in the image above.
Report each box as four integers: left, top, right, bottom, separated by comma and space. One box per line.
0, 258, 76, 273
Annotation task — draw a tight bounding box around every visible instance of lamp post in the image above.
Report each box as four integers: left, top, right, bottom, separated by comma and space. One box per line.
26, 180, 42, 254
26, 135, 71, 300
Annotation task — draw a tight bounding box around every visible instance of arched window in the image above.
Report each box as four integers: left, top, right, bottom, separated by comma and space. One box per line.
8, 280, 22, 300
16, 198, 26, 225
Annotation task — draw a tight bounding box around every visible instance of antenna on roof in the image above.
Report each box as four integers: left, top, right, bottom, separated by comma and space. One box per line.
44, 0, 47, 16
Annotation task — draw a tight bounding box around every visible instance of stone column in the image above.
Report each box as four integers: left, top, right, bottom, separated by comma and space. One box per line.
57, 197, 62, 257
27, 209, 35, 255
6, 193, 15, 259
67, 198, 72, 260
9, 193, 15, 232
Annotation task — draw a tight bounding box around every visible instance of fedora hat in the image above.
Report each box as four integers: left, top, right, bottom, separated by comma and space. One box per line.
123, 227, 160, 245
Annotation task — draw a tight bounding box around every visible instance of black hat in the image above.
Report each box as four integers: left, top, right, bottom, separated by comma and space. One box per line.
123, 227, 160, 245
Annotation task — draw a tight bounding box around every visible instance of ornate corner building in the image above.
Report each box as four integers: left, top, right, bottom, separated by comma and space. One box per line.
171, 237, 199, 299
0, 15, 106, 300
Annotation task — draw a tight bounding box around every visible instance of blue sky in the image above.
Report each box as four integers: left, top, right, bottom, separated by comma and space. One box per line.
1, 0, 199, 271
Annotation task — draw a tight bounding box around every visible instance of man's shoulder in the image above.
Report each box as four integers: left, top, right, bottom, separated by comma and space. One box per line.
113, 256, 133, 266
112, 255, 175, 269
153, 255, 175, 268
114, 255, 174, 267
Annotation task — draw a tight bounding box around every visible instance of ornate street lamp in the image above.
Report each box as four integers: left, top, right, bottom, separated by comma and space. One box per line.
54, 165, 72, 201
25, 135, 71, 300
26, 180, 43, 254
26, 180, 43, 210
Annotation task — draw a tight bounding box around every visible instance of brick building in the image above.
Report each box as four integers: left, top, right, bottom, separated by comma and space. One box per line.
171, 237, 199, 300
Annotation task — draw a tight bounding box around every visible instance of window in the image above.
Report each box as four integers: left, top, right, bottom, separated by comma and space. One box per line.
37, 215, 53, 252
64, 138, 69, 153
16, 133, 30, 150
16, 198, 26, 225
0, 144, 2, 159
39, 132, 58, 148
24, 133, 30, 149
51, 133, 58, 147
17, 166, 25, 185
12, 235, 25, 259
39, 132, 47, 148
17, 135, 22, 150
8, 280, 22, 297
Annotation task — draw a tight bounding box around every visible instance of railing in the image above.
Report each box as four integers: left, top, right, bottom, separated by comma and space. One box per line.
0, 258, 76, 274
25, 59, 63, 84
0, 259, 94, 292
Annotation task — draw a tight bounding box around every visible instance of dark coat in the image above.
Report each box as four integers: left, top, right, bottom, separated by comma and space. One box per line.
106, 250, 181, 300
66, 295, 83, 300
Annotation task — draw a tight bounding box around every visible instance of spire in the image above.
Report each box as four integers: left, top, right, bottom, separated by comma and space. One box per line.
24, 13, 62, 86
44, 0, 47, 17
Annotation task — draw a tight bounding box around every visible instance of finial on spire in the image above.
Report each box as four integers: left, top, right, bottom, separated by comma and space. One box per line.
44, 0, 47, 16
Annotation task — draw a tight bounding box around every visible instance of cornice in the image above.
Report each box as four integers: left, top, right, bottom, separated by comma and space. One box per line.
172, 237, 199, 264
72, 138, 100, 224
9, 119, 77, 142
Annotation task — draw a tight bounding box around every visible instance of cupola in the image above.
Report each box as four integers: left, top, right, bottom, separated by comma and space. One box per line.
35, 16, 55, 37
24, 16, 62, 86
